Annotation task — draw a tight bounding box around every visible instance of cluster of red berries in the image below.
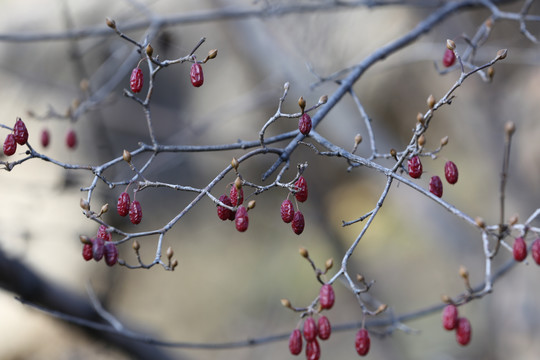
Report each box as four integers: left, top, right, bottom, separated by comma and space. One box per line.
117, 191, 143, 224
441, 304, 471, 346
3, 118, 28, 156
407, 156, 459, 198
82, 225, 118, 266
280, 176, 308, 235
216, 178, 251, 232
513, 237, 540, 263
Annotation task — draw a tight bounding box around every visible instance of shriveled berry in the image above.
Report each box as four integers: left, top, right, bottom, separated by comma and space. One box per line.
317, 316, 331, 340
429, 175, 443, 198
41, 128, 50, 147
319, 284, 335, 310
305, 339, 320, 360
97, 225, 111, 242
92, 237, 105, 261
66, 129, 77, 149
456, 317, 471, 346
531, 238, 540, 265
355, 328, 370, 356
3, 134, 16, 156
13, 118, 28, 145
444, 161, 459, 184
291, 211, 305, 235
217, 194, 234, 221
442, 304, 459, 330
280, 199, 295, 223
303, 317, 318, 342
82, 243, 93, 261
230, 185, 244, 207
288, 328, 303, 356
129, 200, 143, 225
117, 192, 131, 217
299, 113, 312, 135
513, 237, 527, 262
442, 48, 456, 67
130, 67, 143, 93
235, 206, 249, 232
190, 63, 204, 87
104, 242, 118, 266
294, 176, 308, 202
407, 156, 422, 178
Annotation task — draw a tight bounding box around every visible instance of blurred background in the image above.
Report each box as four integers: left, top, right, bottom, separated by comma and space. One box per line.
0, 0, 539, 359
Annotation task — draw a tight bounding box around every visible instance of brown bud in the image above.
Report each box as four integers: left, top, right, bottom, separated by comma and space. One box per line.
487, 66, 495, 80
504, 121, 515, 136
354, 134, 362, 146
496, 49, 507, 60
231, 157, 239, 170
325, 258, 333, 271
79, 78, 89, 92
146, 44, 154, 57
298, 96, 306, 111
485, 18, 493, 29
475, 216, 485, 229
390, 148, 397, 160
418, 134, 426, 147
281, 298, 292, 308
247, 200, 256, 210
100, 203, 109, 215
132, 240, 140, 251
459, 265, 469, 279
446, 39, 456, 51
299, 247, 309, 258
416, 112, 424, 124
375, 304, 388, 314
171, 259, 178, 270
356, 274, 364, 283
207, 49, 218, 59
106, 18, 116, 29
166, 246, 174, 260
318, 95, 328, 104
123, 149, 132, 163
440, 136, 449, 146
234, 176, 242, 190
441, 294, 452, 304
427, 94, 436, 109
79, 235, 92, 245
509, 214, 519, 226
80, 198, 90, 211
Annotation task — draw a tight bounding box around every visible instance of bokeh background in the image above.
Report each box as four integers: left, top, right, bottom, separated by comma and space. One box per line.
0, 0, 539, 359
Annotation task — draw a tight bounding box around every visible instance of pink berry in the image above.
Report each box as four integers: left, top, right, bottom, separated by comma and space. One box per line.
235, 206, 249, 232
104, 242, 118, 266
513, 237, 527, 262
92, 237, 105, 261
217, 194, 234, 221
319, 284, 335, 310
97, 225, 111, 242
66, 129, 77, 149
442, 48, 456, 67
230, 185, 244, 207
291, 211, 305, 235
13, 118, 28, 145
444, 161, 459, 184
442, 304, 459, 330
456, 317, 471, 346
531, 238, 540, 265
294, 176, 308, 202
303, 317, 318, 342
317, 316, 331, 341
82, 243, 93, 261
407, 156, 422, 178
3, 133, 16, 156
299, 113, 312, 135
305, 339, 320, 360
280, 199, 295, 223
190, 63, 204, 87
130, 67, 143, 93
129, 200, 143, 224
41, 128, 50, 148
117, 192, 131, 217
355, 328, 370, 356
429, 175, 443, 198
288, 329, 303, 356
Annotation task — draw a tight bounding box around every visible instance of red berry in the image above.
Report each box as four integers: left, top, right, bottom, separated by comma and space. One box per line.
230, 185, 244, 207
319, 284, 335, 310
291, 211, 305, 235
513, 237, 527, 262
235, 206, 249, 232
303, 317, 318, 342
104, 242, 118, 266
444, 161, 459, 184
294, 176, 308, 202
317, 316, 331, 340
97, 225, 111, 242
217, 194, 234, 221
429, 175, 443, 198
288, 329, 303, 356
442, 304, 459, 330
41, 128, 50, 148
129, 200, 143, 224
299, 113, 312, 135
280, 199, 295, 223
82, 243, 93, 261
13, 118, 28, 145
455, 317, 471, 346
130, 67, 143, 93
442, 48, 456, 67
3, 133, 16, 156
66, 129, 77, 149
531, 238, 540, 265
407, 156, 422, 178
92, 237, 105, 261
305, 339, 320, 360
355, 328, 370, 356
117, 192, 131, 217
190, 63, 204, 87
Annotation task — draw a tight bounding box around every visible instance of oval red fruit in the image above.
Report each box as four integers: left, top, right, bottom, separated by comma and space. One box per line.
444, 161, 459, 184
104, 242, 118, 266
456, 317, 471, 346
305, 339, 320, 360
429, 175, 443, 198
3, 134, 16, 156
442, 304, 458, 330
299, 113, 312, 135
442, 48, 456, 67
92, 237, 105, 261
355, 328, 370, 356
280, 199, 295, 223
294, 176, 308, 202
531, 238, 540, 265
129, 200, 143, 224
303, 317, 318, 342
317, 316, 331, 340
230, 185, 244, 207
319, 284, 335, 310
217, 194, 234, 221
13, 118, 28, 145
41, 128, 50, 148
130, 67, 143, 93
117, 192, 131, 217
288, 328, 303, 355
190, 63, 204, 87
66, 129, 77, 149
291, 211, 305, 235
82, 243, 93, 261
97, 225, 111, 242
235, 206, 249, 232
513, 237, 527, 262
407, 156, 422, 178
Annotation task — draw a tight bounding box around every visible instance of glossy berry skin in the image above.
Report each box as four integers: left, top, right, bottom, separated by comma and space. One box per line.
456, 317, 472, 346
190, 63, 204, 87
130, 67, 143, 93
299, 113, 312, 135
294, 176, 308, 202
41, 128, 50, 148
235, 206, 249, 232
117, 192, 131, 217
513, 237, 527, 262
303, 317, 318, 342
97, 225, 111, 242
92, 237, 105, 261
66, 129, 77, 149
444, 161, 459, 184
82, 243, 93, 261
317, 316, 331, 340
217, 194, 234, 221
429, 175, 443, 198
230, 186, 244, 207
407, 156, 423, 179
305, 339, 320, 360
442, 48, 456, 67
129, 200, 143, 225
280, 199, 295, 223
531, 238, 540, 265
291, 211, 305, 235
104, 242, 118, 266
442, 304, 459, 330
319, 284, 335, 310
3, 134, 16, 156
288, 329, 303, 356
355, 328, 370, 356
13, 118, 28, 145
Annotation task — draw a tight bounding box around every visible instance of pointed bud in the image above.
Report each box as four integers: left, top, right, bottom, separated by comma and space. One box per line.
390, 148, 397, 160
325, 258, 333, 271
459, 265, 469, 279
416, 112, 424, 124
440, 136, 449, 146
375, 304, 388, 314
80, 198, 90, 211
284, 82, 290, 90
487, 66, 495, 80
441, 294, 452, 304
496, 49, 507, 60
427, 94, 436, 109
356, 274, 364, 283
79, 235, 92, 245
475, 216, 485, 229
354, 134, 362, 146
281, 298, 292, 308
446, 39, 456, 51
318, 95, 328, 104
231, 157, 239, 170
418, 134, 426, 147
123, 149, 132, 163
207, 49, 218, 59
299, 247, 309, 258
166, 246, 174, 260
247, 200, 256, 210
100, 203, 109, 215
504, 121, 515, 136
171, 259, 178, 270
509, 214, 518, 226
298, 96, 306, 112
132, 240, 140, 251
106, 18, 116, 29
234, 176, 242, 190
146, 44, 154, 57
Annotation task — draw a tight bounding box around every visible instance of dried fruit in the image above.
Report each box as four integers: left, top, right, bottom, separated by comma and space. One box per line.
129, 200, 143, 224
92, 237, 105, 261
513, 237, 527, 262
531, 238, 540, 265
303, 317, 318, 342
280, 199, 295, 223
305, 339, 320, 360
104, 242, 118, 266
456, 317, 471, 346
319, 284, 335, 310
317, 316, 331, 340
82, 243, 93, 261
13, 118, 28, 145
407, 156, 422, 178
217, 194, 234, 221
66, 129, 77, 149
291, 211, 305, 235
355, 328, 370, 356
442, 48, 456, 67
130, 67, 143, 93
235, 206, 249, 232
294, 176, 308, 202
299, 113, 312, 135
230, 185, 244, 207
190, 63, 204, 87
41, 128, 50, 147
288, 329, 303, 356
97, 225, 111, 242
429, 175, 443, 198
3, 134, 16, 156
442, 304, 458, 330
117, 192, 131, 217
444, 161, 459, 184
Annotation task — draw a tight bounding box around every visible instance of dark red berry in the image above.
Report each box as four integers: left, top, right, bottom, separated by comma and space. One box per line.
291, 211, 305, 235
97, 225, 111, 242
13, 118, 28, 145
442, 48, 456, 67
442, 304, 459, 330
92, 237, 105, 261
3, 133, 16, 156
280, 199, 295, 223
104, 242, 118, 266
444, 161, 459, 184
317, 316, 331, 340
235, 206, 249, 232
117, 192, 131, 217
130, 67, 143, 93
407, 156, 422, 179
355, 328, 370, 356
288, 329, 303, 356
230, 185, 244, 207
429, 175, 443, 198
513, 237, 527, 262
129, 200, 143, 224
305, 339, 320, 360
456, 317, 471, 346
294, 176, 308, 202
41, 128, 50, 148
319, 284, 335, 310
303, 317, 318, 342
217, 194, 234, 221
82, 243, 93, 261
190, 63, 204, 87
66, 129, 77, 149
531, 238, 540, 265
299, 113, 312, 135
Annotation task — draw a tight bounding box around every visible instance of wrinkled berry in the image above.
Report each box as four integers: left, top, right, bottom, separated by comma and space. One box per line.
513, 237, 527, 262
3, 134, 16, 156
355, 328, 370, 356
531, 238, 540, 265
288, 328, 303, 356
299, 113, 312, 135
303, 317, 318, 342
66, 129, 77, 149
291, 211, 305, 235
230, 185, 244, 207
280, 199, 295, 223
41, 128, 50, 148
117, 192, 131, 217
217, 194, 234, 221
444, 161, 459, 184
13, 118, 28, 145
317, 316, 331, 340
429, 175, 443, 198
407, 156, 422, 178
104, 242, 118, 266
190, 63, 204, 87
294, 176, 308, 202
319, 284, 335, 310
305, 339, 320, 360
82, 243, 93, 261
442, 304, 458, 330
129, 200, 143, 224
235, 206, 249, 232
97, 225, 111, 242
92, 237, 105, 261
456, 317, 471, 346
130, 67, 143, 93
442, 48, 456, 67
